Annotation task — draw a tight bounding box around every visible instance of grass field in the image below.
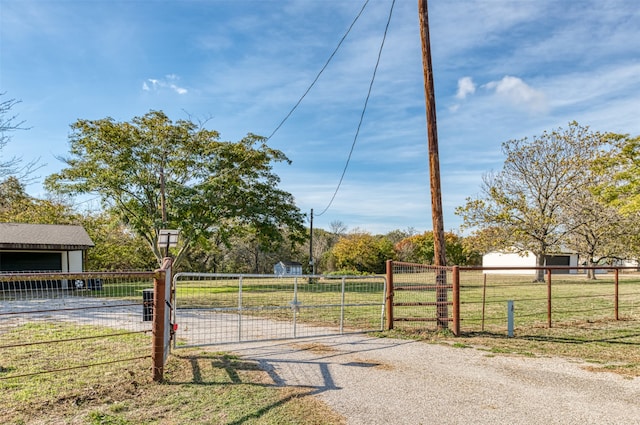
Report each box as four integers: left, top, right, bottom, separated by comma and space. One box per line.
0, 323, 344, 425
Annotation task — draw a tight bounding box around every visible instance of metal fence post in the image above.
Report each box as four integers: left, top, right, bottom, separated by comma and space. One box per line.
385, 260, 394, 330
340, 277, 346, 334
546, 268, 552, 328
238, 276, 243, 342
507, 300, 514, 337
615, 268, 619, 321
293, 277, 298, 338
452, 266, 460, 336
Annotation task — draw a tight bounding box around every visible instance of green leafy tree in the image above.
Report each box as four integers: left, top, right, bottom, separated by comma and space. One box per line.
80, 212, 157, 271
456, 122, 609, 281
45, 110, 306, 267
593, 134, 640, 213
330, 231, 395, 274
0, 176, 29, 211
395, 231, 480, 265
0, 177, 77, 224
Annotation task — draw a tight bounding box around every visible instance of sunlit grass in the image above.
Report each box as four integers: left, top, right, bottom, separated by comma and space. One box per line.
1, 323, 344, 425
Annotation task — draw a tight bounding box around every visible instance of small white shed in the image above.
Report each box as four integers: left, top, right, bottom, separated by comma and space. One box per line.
273, 261, 303, 276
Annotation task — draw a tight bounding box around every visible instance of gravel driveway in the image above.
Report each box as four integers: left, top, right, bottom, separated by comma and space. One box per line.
222, 334, 640, 425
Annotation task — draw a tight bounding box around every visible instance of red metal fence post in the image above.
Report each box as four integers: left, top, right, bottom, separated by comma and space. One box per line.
546, 268, 552, 328
385, 260, 394, 330
614, 268, 619, 321
481, 273, 487, 332
452, 266, 460, 336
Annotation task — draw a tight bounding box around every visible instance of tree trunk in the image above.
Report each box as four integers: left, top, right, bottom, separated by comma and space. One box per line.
587, 258, 597, 280
535, 253, 545, 282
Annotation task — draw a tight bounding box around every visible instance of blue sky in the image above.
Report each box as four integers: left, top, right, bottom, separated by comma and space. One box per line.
1, 0, 639, 235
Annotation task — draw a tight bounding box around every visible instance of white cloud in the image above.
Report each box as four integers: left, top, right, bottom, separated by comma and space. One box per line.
170, 85, 187, 95
484, 76, 547, 114
142, 75, 187, 95
456, 76, 476, 99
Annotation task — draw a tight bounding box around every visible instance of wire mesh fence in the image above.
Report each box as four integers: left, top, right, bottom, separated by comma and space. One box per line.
387, 262, 640, 342
458, 268, 640, 337
386, 261, 456, 332
0, 271, 156, 381
172, 273, 387, 347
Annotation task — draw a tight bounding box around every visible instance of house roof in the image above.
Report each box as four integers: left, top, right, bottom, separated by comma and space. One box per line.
276, 261, 302, 267
0, 223, 95, 250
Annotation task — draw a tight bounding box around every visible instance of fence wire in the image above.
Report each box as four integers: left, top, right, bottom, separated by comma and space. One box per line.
457, 269, 640, 339
389, 262, 454, 331
0, 272, 155, 381
173, 273, 386, 346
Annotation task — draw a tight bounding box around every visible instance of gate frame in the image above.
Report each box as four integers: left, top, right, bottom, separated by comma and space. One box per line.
171, 272, 387, 347
385, 260, 460, 336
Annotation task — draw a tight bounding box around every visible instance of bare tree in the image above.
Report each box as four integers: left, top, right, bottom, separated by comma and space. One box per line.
0, 94, 38, 179
562, 185, 634, 279
329, 220, 347, 236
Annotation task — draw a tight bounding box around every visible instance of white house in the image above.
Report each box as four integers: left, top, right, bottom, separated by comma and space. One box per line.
482, 250, 579, 274
273, 261, 303, 276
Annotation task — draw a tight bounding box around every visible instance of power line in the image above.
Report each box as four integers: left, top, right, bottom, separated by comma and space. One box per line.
316, 0, 396, 217
211, 1, 372, 184
266, 0, 371, 142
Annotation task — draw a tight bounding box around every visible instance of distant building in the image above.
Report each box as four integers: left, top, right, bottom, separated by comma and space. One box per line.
273, 261, 303, 276
0, 222, 94, 273
482, 250, 579, 274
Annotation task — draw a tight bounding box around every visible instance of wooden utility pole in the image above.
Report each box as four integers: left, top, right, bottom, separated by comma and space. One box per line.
418, 0, 448, 329
309, 209, 315, 275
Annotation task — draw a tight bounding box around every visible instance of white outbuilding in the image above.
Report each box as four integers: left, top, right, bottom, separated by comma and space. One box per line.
0, 222, 94, 273
482, 250, 579, 274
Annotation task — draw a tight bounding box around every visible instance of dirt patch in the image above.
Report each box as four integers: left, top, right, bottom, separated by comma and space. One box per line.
289, 342, 340, 354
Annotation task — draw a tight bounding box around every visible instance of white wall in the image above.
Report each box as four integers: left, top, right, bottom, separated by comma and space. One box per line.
482, 251, 537, 274
67, 250, 84, 272
482, 251, 579, 274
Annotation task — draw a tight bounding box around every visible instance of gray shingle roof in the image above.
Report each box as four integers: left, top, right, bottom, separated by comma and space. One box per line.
0, 223, 94, 250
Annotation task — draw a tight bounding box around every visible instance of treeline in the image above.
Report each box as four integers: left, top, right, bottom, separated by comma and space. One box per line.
0, 177, 481, 273
5, 99, 639, 278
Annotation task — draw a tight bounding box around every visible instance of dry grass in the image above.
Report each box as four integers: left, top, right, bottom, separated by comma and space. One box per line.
0, 322, 345, 425
388, 271, 640, 377
385, 316, 640, 378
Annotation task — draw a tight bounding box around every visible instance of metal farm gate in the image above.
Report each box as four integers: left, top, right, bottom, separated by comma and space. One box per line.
171, 273, 386, 347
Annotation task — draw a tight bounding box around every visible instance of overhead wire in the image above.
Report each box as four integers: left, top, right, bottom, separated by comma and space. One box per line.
210, 0, 371, 183
316, 0, 396, 217
204, 0, 396, 219
266, 0, 371, 142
